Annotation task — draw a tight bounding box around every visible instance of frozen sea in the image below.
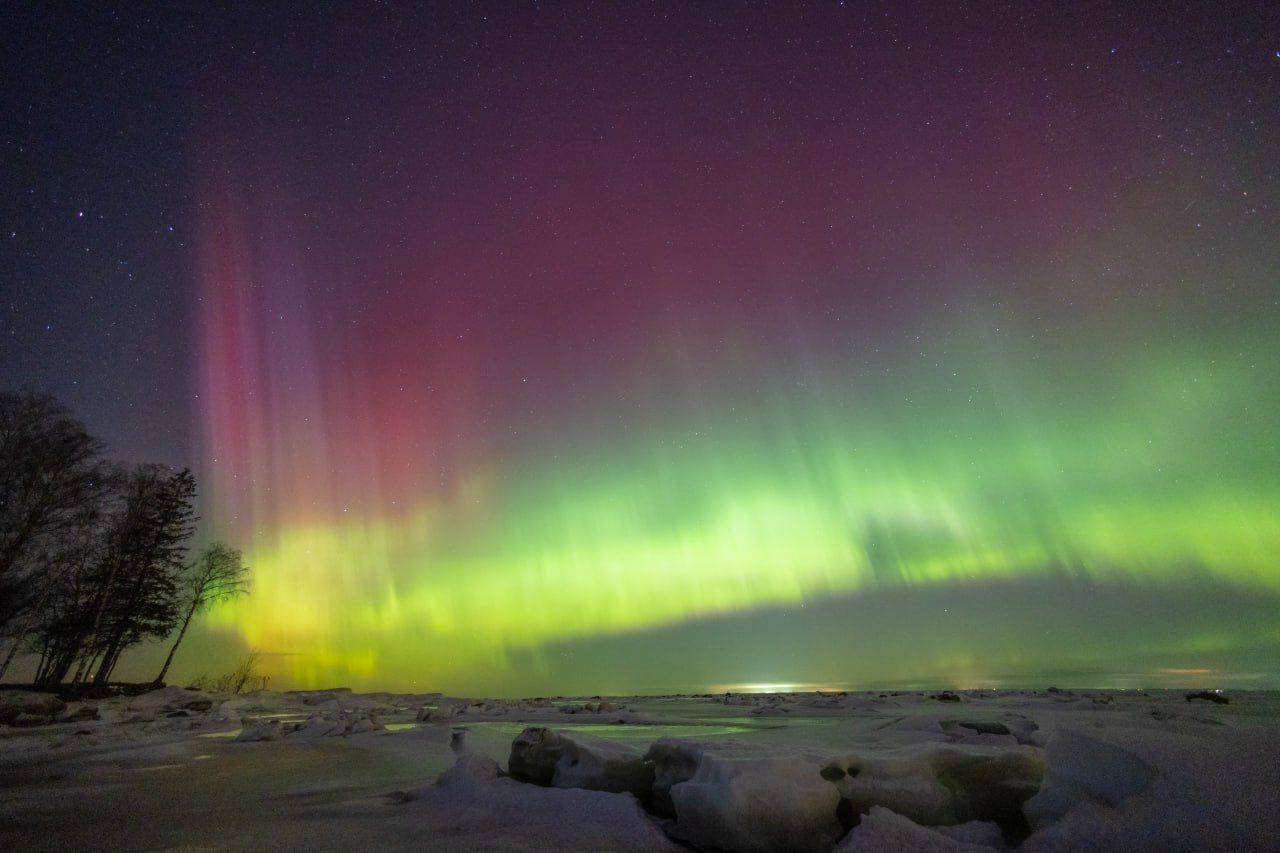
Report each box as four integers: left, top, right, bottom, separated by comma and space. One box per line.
1, 686, 1277, 851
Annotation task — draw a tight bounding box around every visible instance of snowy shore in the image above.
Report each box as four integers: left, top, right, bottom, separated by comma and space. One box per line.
1, 686, 1277, 850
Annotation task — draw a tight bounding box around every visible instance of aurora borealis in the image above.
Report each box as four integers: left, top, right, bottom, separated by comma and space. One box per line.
5, 3, 1279, 693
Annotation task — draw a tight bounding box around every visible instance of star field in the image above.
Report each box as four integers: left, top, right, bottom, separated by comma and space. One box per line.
3, 2, 1279, 692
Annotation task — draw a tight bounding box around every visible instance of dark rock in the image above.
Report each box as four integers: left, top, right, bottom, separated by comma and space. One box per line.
644, 738, 706, 817
0, 693, 67, 723
953, 720, 1011, 736
29, 694, 68, 716
127, 687, 213, 715
508, 726, 653, 798
11, 713, 53, 727
1185, 690, 1228, 705
931, 691, 962, 702
820, 763, 847, 781
61, 705, 99, 723
508, 726, 566, 786
836, 797, 859, 832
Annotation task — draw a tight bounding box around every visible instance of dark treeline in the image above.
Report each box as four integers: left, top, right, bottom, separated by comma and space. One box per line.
0, 392, 249, 691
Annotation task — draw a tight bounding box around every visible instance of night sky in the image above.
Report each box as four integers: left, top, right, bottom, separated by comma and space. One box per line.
3, 3, 1278, 695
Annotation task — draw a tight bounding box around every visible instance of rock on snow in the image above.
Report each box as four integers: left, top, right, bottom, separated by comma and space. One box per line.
508, 726, 654, 799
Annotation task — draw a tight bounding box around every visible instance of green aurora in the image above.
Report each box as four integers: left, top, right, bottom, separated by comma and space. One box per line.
196, 294, 1280, 693
169, 5, 1280, 695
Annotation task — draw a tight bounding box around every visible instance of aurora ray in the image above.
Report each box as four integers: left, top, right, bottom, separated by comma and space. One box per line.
174, 5, 1278, 693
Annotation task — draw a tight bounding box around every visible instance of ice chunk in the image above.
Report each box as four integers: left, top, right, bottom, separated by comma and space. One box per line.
234, 719, 282, 742
127, 686, 213, 714
403, 775, 676, 850
669, 754, 842, 853
934, 819, 1005, 847
437, 752, 505, 787
216, 690, 291, 719
291, 713, 349, 738
507, 726, 653, 798
827, 743, 1042, 841
417, 701, 463, 721
553, 733, 653, 797
343, 713, 383, 735
837, 806, 997, 851
1021, 726, 1155, 826
287, 711, 384, 738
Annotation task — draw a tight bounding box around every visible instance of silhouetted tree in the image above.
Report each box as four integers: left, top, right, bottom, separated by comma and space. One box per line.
229, 648, 263, 694
25, 489, 120, 683
0, 392, 110, 680
153, 542, 249, 686
0, 392, 236, 689
29, 465, 155, 686
88, 465, 198, 690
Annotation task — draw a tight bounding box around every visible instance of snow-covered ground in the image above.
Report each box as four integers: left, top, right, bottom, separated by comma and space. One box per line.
1, 686, 1276, 851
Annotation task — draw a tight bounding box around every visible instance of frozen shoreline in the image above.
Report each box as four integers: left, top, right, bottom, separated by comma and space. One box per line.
2, 687, 1277, 850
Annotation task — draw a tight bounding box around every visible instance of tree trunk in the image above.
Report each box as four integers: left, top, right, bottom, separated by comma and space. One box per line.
80, 555, 121, 687
93, 641, 126, 690
0, 619, 32, 682
91, 639, 120, 690
91, 565, 148, 692
153, 599, 198, 687
0, 558, 67, 681
69, 649, 91, 685
33, 644, 49, 683
39, 646, 70, 685
92, 500, 175, 692
72, 650, 99, 685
